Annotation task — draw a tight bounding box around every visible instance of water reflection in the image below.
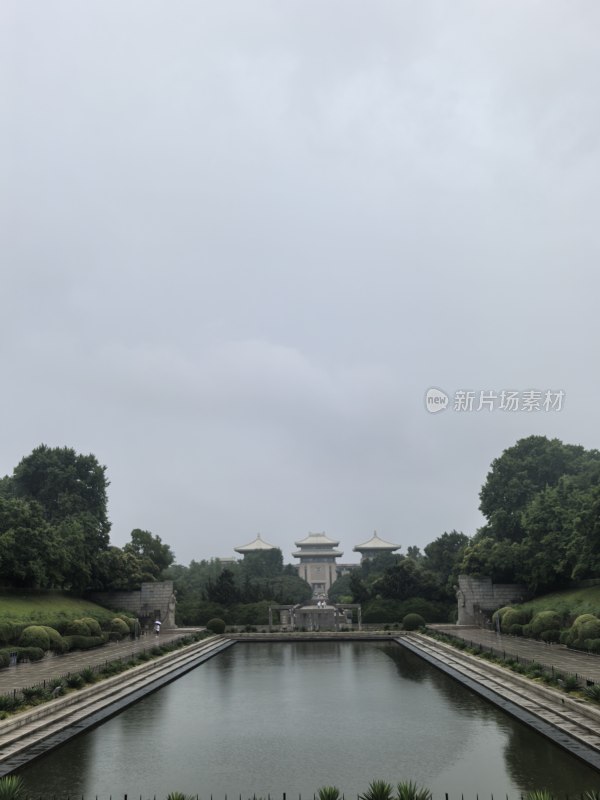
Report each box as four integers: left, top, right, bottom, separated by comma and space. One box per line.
17, 642, 600, 797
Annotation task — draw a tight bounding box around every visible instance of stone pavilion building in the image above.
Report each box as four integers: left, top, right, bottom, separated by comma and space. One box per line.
353, 530, 400, 562
292, 531, 342, 598
234, 533, 277, 556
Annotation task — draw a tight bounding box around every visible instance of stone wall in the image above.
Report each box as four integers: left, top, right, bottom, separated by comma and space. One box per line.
456, 575, 527, 626
88, 581, 176, 629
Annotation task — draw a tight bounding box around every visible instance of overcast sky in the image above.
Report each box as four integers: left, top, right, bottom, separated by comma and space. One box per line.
2, 1, 600, 567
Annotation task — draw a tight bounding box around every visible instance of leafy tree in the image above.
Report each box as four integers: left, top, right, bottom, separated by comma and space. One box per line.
479, 436, 598, 542
423, 531, 469, 589
349, 570, 370, 603
206, 568, 241, 605
12, 445, 110, 543
124, 528, 175, 580
0, 497, 54, 587
405, 546, 422, 561
239, 549, 284, 580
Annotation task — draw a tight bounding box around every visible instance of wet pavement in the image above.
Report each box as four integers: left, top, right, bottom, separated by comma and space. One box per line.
0, 628, 202, 694
431, 624, 600, 684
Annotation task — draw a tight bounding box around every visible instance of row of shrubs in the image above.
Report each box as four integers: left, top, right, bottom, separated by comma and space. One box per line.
0, 631, 209, 719
492, 607, 600, 652
205, 612, 427, 634
426, 629, 595, 698
0, 615, 139, 665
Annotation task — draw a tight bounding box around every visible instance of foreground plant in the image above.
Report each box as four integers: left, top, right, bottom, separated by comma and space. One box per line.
318, 787, 342, 800
359, 779, 395, 800
0, 775, 26, 800
397, 780, 432, 800
525, 791, 554, 800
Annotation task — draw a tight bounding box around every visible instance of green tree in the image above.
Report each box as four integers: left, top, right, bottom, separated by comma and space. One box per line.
479, 436, 597, 542
124, 529, 175, 579
423, 531, 469, 589
206, 568, 240, 605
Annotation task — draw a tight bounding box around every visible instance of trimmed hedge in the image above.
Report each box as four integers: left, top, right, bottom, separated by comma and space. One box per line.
40, 626, 68, 654
110, 618, 130, 639
65, 619, 92, 637
81, 617, 102, 637
206, 618, 226, 634
63, 635, 105, 651
402, 613, 426, 631
19, 626, 50, 651
528, 611, 562, 638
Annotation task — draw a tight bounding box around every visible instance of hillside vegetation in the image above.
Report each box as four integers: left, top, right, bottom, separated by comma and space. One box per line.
0, 592, 117, 626
493, 584, 600, 653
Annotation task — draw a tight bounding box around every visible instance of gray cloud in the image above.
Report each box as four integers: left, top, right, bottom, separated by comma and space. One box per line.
2, 0, 599, 564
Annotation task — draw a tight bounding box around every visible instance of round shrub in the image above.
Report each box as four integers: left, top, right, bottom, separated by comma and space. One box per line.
0, 651, 10, 669
508, 624, 524, 636
65, 619, 92, 637
528, 611, 562, 638
492, 606, 514, 626
19, 626, 50, 651
566, 614, 600, 649
40, 626, 68, 654
0, 622, 18, 646
110, 618, 130, 639
402, 613, 426, 631
81, 617, 102, 637
206, 618, 226, 634
500, 608, 529, 633
18, 647, 45, 662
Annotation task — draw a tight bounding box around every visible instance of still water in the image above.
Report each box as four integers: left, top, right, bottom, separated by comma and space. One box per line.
18, 642, 600, 797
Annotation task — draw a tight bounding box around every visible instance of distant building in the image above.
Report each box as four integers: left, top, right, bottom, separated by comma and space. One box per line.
353, 530, 400, 562
292, 532, 343, 598
234, 533, 277, 556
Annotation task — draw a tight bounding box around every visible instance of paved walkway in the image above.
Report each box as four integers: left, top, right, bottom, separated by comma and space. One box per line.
432, 624, 600, 684
0, 629, 202, 694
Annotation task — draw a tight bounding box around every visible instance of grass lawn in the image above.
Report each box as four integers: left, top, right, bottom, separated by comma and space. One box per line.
519, 585, 600, 620
0, 592, 116, 625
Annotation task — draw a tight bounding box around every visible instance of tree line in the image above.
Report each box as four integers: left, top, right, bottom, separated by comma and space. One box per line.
460, 434, 600, 593
0, 445, 173, 592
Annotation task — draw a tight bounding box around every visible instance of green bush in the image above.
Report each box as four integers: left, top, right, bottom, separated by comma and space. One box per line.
528, 610, 562, 638
110, 618, 130, 639
318, 788, 342, 800
566, 614, 600, 649
66, 673, 84, 689
18, 646, 44, 662
81, 617, 102, 636
206, 618, 226, 634
19, 625, 50, 651
63, 634, 105, 651
402, 613, 426, 631
40, 626, 68, 653
65, 619, 92, 636
0, 622, 19, 646
508, 624, 523, 636
0, 652, 9, 668
500, 608, 529, 632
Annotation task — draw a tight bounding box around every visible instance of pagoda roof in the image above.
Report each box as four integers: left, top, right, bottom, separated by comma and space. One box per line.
292, 548, 343, 559
353, 531, 400, 553
294, 531, 340, 547
234, 533, 277, 554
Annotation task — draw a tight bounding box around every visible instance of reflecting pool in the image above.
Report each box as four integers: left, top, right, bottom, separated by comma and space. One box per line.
17, 642, 600, 797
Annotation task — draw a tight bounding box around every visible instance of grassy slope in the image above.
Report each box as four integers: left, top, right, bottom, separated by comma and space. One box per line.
0, 592, 117, 625
518, 585, 600, 619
